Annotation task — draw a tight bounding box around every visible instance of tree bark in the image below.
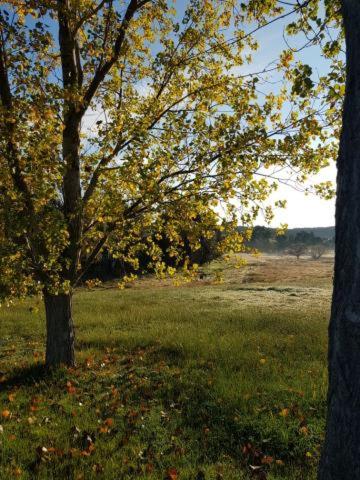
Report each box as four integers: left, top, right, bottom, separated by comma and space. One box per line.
318, 1, 360, 478
57, 0, 83, 282
44, 292, 75, 367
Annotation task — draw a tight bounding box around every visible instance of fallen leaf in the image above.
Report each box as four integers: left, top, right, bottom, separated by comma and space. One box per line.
85, 357, 93, 368
167, 467, 178, 480
104, 418, 113, 427
66, 381, 76, 395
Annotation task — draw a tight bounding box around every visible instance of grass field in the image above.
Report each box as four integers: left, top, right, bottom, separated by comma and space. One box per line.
0, 254, 333, 479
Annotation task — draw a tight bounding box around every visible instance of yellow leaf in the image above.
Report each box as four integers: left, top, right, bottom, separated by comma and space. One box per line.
13, 467, 22, 477
279, 408, 289, 417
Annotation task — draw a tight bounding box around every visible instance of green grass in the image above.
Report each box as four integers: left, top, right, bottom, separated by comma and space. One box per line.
0, 257, 330, 479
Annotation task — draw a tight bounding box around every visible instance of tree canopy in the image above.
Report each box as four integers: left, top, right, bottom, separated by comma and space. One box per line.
0, 0, 342, 303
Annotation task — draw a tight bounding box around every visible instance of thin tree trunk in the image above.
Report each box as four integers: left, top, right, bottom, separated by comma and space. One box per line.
44, 292, 75, 367
319, 1, 360, 478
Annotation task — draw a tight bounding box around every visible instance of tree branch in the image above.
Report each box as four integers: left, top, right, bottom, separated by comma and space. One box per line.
74, 230, 111, 285
74, 0, 108, 33
82, 81, 225, 205
80, 0, 151, 116
0, 31, 33, 206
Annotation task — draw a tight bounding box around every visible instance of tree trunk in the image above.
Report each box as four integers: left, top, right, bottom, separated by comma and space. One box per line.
319, 1, 360, 478
44, 292, 75, 367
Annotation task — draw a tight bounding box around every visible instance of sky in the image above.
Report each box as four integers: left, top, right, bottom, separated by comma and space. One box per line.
264, 164, 336, 228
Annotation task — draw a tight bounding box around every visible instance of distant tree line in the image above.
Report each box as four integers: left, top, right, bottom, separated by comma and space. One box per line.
246, 226, 334, 258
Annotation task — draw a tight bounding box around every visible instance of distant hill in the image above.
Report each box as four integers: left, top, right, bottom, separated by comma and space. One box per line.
239, 226, 335, 239
286, 227, 335, 240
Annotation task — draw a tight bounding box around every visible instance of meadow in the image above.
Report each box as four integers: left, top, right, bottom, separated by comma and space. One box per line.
0, 254, 333, 479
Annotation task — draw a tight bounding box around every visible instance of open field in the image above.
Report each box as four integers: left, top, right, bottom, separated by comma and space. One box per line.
0, 254, 333, 479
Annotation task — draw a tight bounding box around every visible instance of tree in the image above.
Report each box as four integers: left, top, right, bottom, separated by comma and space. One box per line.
310, 243, 326, 260
0, 1, 338, 366
294, 231, 321, 246
286, 243, 307, 260
249, 226, 275, 252
319, 1, 360, 478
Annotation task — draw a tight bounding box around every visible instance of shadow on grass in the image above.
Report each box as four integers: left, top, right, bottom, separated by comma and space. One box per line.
148, 344, 187, 365
149, 369, 323, 468
0, 342, 323, 476
0, 363, 67, 389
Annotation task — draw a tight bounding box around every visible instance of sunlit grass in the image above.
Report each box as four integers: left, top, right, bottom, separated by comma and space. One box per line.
0, 255, 330, 479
